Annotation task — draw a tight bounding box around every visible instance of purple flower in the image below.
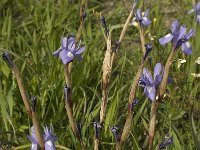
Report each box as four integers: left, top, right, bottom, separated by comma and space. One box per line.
139, 63, 164, 101
27, 127, 39, 150
111, 126, 119, 142
64, 84, 70, 103
133, 9, 151, 27
44, 126, 58, 150
53, 36, 85, 64
94, 122, 101, 139
27, 126, 58, 150
158, 136, 173, 150
159, 20, 195, 54
31, 96, 37, 112
131, 99, 139, 111
113, 41, 121, 52
143, 43, 153, 62
77, 123, 82, 139
2, 52, 14, 67
100, 16, 109, 35
188, 2, 200, 22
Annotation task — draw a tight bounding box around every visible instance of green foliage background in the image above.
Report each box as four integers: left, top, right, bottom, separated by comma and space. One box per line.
0, 0, 200, 149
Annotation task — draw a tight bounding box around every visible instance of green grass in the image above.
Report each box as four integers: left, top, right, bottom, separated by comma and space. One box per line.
0, 0, 200, 149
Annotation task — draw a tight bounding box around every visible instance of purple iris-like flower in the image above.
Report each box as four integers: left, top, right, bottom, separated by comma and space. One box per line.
27, 127, 39, 150
2, 52, 14, 67
133, 9, 151, 27
53, 36, 85, 64
77, 123, 82, 139
143, 43, 153, 62
158, 136, 173, 150
94, 122, 101, 139
139, 63, 164, 101
27, 126, 58, 150
131, 99, 139, 111
188, 2, 200, 22
111, 126, 119, 142
100, 16, 109, 35
159, 20, 195, 54
31, 96, 37, 112
44, 126, 58, 150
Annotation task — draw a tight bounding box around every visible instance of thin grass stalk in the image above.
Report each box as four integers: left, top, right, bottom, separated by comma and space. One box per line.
64, 90, 82, 142
12, 64, 32, 116
76, 0, 86, 44
68, 0, 86, 76
117, 18, 149, 149
2, 54, 44, 149
192, 0, 196, 6
111, 1, 137, 64
13, 67, 44, 149
64, 83, 85, 148
31, 111, 44, 149
117, 1, 137, 50
159, 50, 175, 98
64, 65, 72, 87
148, 49, 176, 150
148, 101, 159, 150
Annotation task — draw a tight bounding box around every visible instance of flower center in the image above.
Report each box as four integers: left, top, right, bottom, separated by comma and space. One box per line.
32, 144, 37, 149
46, 140, 53, 147
185, 41, 190, 47
176, 38, 187, 49
67, 51, 74, 58
197, 15, 200, 20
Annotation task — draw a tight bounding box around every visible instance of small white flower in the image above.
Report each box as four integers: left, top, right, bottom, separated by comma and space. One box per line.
191, 73, 200, 77
178, 59, 186, 68
195, 57, 200, 64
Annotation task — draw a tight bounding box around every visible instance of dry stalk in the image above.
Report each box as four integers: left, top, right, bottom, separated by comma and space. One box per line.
96, 1, 138, 149
64, 86, 82, 142
94, 139, 99, 150
111, 1, 137, 63
117, 63, 145, 150
100, 33, 112, 125
148, 49, 176, 150
94, 34, 112, 150
63, 0, 86, 149
2, 53, 44, 149
139, 27, 146, 56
